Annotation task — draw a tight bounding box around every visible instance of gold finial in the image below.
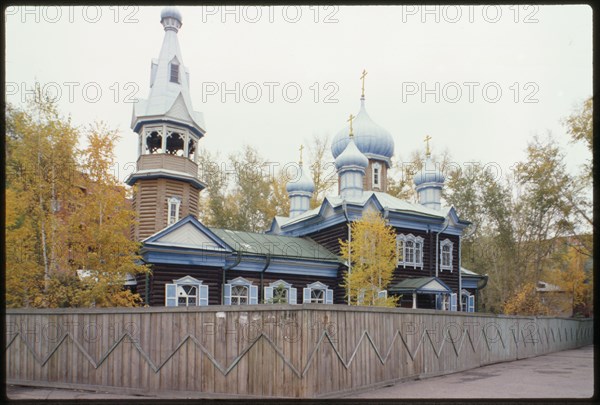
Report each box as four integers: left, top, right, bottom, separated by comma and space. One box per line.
299, 145, 304, 165
424, 135, 432, 158
347, 114, 355, 138
360, 69, 368, 98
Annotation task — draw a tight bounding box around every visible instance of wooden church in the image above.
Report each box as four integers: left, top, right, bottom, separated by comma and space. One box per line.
126, 7, 487, 311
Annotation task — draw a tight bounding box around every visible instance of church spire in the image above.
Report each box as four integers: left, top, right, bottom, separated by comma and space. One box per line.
131, 6, 205, 137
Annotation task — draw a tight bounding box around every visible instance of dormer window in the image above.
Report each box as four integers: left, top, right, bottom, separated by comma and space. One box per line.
372, 162, 381, 189
170, 63, 180, 83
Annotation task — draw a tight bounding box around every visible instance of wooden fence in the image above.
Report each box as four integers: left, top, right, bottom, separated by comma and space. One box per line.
5, 305, 593, 398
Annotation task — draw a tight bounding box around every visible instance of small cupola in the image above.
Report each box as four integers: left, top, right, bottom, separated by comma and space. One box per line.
286, 145, 315, 218
414, 136, 445, 210
335, 114, 369, 199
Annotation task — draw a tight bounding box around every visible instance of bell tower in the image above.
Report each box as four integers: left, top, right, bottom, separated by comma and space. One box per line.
126, 7, 206, 241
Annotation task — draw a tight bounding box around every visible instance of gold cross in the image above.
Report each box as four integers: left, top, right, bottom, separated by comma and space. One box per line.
424, 135, 432, 157
299, 145, 304, 165
360, 69, 368, 98
348, 114, 355, 137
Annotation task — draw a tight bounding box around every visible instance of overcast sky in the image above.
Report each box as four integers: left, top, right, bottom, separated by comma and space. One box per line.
5, 5, 592, 185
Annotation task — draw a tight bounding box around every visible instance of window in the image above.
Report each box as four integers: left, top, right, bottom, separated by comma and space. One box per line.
167, 197, 181, 225
264, 280, 297, 304
231, 285, 248, 305
187, 138, 197, 160
436, 294, 449, 311
145, 130, 163, 154
405, 240, 414, 263
440, 239, 453, 271
396, 234, 424, 268
224, 277, 258, 305
461, 290, 475, 312
372, 162, 382, 189
165, 276, 208, 307
166, 131, 185, 156
303, 281, 333, 304
170, 63, 180, 83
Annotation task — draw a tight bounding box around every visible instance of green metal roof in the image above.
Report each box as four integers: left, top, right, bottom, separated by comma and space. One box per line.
209, 228, 339, 262
388, 277, 451, 294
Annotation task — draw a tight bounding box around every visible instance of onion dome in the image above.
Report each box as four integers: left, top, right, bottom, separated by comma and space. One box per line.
331, 98, 394, 165
161, 6, 182, 23
161, 6, 183, 32
413, 156, 445, 186
335, 137, 369, 171
286, 165, 315, 194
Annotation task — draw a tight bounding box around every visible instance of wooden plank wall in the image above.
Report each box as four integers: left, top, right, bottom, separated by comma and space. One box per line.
5, 306, 593, 398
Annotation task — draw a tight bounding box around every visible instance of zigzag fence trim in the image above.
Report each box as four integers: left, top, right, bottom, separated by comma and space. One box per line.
5, 305, 593, 398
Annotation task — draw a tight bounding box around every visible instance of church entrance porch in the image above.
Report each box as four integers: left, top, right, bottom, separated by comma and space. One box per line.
388, 276, 456, 310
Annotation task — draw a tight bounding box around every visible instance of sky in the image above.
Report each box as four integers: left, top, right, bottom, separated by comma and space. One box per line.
5, 5, 593, 185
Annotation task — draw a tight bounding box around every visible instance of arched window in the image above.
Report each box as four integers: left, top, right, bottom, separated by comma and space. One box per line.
264, 280, 297, 304
165, 276, 208, 307
166, 131, 185, 156
145, 130, 163, 154
440, 239, 453, 271
303, 282, 333, 304
224, 277, 258, 305
396, 234, 424, 268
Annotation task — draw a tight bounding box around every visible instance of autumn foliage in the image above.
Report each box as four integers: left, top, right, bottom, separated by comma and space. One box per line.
340, 210, 399, 307
5, 93, 149, 308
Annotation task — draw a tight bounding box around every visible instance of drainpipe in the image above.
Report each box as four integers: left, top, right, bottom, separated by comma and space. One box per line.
459, 223, 478, 311
259, 254, 272, 303
435, 217, 450, 278
145, 273, 150, 305
428, 226, 433, 278
458, 237, 462, 311
342, 201, 351, 305
382, 209, 390, 290
222, 251, 242, 304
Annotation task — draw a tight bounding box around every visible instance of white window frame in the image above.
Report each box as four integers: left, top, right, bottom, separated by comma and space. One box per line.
165, 276, 208, 307
303, 281, 333, 304
167, 196, 181, 225
224, 277, 258, 305
264, 280, 297, 304
372, 162, 382, 189
396, 234, 424, 269
440, 239, 453, 271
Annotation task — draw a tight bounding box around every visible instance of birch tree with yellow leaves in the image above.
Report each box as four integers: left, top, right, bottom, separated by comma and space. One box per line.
340, 210, 399, 307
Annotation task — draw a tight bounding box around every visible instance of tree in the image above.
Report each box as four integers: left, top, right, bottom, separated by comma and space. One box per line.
561, 97, 593, 256
502, 282, 549, 316
389, 147, 453, 203
544, 244, 593, 317
339, 210, 399, 307
5, 95, 148, 308
65, 123, 149, 307
563, 96, 592, 179
305, 134, 336, 208
512, 135, 574, 285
